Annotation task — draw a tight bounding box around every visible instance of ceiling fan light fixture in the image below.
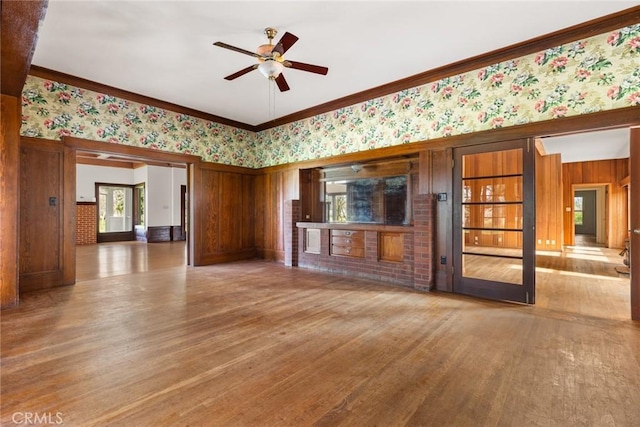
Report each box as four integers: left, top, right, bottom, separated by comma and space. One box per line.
256, 43, 273, 58
258, 60, 284, 79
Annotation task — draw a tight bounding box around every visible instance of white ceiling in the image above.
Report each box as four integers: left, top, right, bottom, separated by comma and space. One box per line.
32, 0, 638, 127
541, 128, 630, 163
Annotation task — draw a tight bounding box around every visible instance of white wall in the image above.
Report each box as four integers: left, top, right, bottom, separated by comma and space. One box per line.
172, 167, 187, 226
77, 164, 186, 227
76, 164, 136, 202
146, 165, 172, 227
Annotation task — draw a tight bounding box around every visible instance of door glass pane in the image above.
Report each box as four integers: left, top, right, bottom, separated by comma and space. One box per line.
463, 204, 523, 229
462, 176, 523, 202
463, 231, 523, 257
462, 254, 523, 285
98, 186, 133, 233
461, 149, 523, 285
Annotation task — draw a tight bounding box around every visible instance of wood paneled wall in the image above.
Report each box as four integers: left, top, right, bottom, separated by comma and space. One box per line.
428, 149, 453, 292
1, 95, 21, 307
19, 138, 76, 292
299, 168, 323, 222
254, 168, 299, 261
536, 153, 563, 251
562, 159, 629, 248
195, 164, 256, 265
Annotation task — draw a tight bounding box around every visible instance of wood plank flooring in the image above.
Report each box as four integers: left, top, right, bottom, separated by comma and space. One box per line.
2, 242, 639, 426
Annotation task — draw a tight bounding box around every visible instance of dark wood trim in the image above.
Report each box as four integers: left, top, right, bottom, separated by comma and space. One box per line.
29, 66, 257, 132
147, 226, 172, 243
198, 249, 257, 266
173, 225, 186, 242
631, 128, 640, 320
254, 6, 640, 131
1, 1, 48, 97
63, 145, 76, 285
179, 185, 187, 241
296, 222, 412, 233
63, 136, 201, 164
76, 156, 136, 169
200, 160, 260, 175
192, 161, 203, 266
1, 95, 22, 308
76, 201, 97, 206
19, 271, 64, 293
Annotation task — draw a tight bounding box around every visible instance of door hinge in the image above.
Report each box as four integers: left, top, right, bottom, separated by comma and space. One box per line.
526, 292, 530, 304
527, 140, 530, 152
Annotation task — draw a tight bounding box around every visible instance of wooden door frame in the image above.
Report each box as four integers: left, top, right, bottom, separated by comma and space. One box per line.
63, 136, 202, 276
630, 127, 639, 320
180, 184, 187, 240
452, 138, 536, 304
571, 183, 610, 247
95, 182, 135, 243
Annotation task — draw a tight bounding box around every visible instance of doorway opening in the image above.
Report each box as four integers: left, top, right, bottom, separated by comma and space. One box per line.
96, 183, 135, 243
534, 129, 630, 320
573, 185, 607, 248
69, 138, 196, 283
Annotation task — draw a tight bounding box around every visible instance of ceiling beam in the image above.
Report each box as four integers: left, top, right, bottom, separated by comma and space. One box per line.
1, 0, 48, 96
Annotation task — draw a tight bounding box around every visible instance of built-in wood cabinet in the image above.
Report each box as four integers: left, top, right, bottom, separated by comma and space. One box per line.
331, 230, 364, 258
299, 168, 323, 222
379, 232, 404, 262
297, 223, 417, 288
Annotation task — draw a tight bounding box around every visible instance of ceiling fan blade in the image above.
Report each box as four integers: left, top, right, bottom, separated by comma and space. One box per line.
272, 32, 299, 56
275, 74, 290, 92
286, 61, 329, 75
214, 42, 261, 59
224, 64, 258, 80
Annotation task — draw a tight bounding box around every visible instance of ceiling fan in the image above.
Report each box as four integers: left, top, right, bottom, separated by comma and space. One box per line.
213, 27, 329, 92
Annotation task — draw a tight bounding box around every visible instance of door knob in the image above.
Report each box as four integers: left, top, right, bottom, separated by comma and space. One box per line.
634, 228, 640, 235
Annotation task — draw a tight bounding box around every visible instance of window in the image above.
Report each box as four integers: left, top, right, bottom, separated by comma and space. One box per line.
574, 196, 583, 225
134, 183, 145, 226
97, 185, 133, 233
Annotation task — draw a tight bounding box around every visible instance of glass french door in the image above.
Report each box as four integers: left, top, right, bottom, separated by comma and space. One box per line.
453, 139, 535, 304
96, 184, 134, 243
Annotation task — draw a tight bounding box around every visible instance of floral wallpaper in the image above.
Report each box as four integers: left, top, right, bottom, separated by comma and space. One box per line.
21, 78, 256, 166
21, 24, 640, 168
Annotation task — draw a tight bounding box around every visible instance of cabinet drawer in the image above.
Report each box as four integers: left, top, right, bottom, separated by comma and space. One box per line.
331, 245, 364, 258
331, 229, 362, 239
331, 235, 364, 247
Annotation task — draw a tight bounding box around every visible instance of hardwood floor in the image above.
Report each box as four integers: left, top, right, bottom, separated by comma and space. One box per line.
536, 245, 631, 320
2, 243, 639, 426
76, 241, 187, 282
